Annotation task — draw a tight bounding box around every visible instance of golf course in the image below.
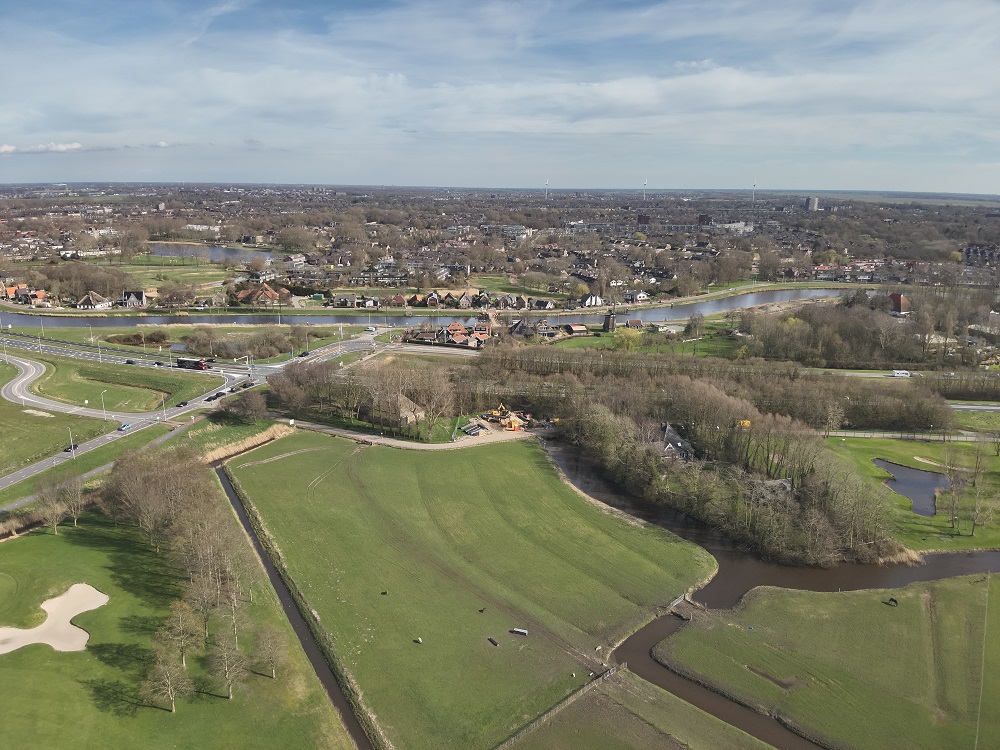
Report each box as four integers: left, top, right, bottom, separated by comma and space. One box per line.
226, 430, 717, 749
0, 511, 352, 750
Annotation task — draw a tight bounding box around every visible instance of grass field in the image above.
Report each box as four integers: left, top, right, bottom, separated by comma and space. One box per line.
511, 669, 768, 750
27, 352, 222, 411
951, 409, 1000, 432
228, 432, 715, 750
827, 437, 1000, 551
657, 577, 1000, 750
0, 362, 115, 476
89, 256, 233, 288
0, 423, 173, 509
0, 512, 352, 750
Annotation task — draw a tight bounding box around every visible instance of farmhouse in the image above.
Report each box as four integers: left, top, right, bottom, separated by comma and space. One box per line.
75, 290, 112, 309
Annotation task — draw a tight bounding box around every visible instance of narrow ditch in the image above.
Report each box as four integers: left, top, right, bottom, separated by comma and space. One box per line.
214, 466, 375, 750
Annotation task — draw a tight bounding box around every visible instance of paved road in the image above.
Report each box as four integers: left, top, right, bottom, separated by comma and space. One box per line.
0, 351, 251, 499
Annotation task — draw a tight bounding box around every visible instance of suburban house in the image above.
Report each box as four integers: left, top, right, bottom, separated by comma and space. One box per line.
3, 283, 28, 300
331, 293, 359, 308
120, 291, 146, 307
235, 282, 289, 306
580, 293, 604, 307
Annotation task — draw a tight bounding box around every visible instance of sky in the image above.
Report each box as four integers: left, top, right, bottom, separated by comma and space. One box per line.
1, 0, 999, 193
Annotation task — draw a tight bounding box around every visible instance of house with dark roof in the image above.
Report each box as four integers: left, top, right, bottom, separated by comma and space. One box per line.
120, 291, 146, 307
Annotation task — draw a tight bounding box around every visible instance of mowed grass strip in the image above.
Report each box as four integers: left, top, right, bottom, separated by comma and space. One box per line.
28, 352, 222, 410
0, 512, 352, 750
657, 578, 998, 750
229, 431, 714, 750
511, 670, 769, 750
0, 362, 114, 475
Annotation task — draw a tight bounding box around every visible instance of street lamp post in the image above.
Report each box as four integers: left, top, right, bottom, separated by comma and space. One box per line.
68, 427, 76, 459
101, 389, 108, 421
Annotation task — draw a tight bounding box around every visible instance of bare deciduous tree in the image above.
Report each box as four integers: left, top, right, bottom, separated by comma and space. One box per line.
254, 623, 288, 679
210, 632, 248, 700
160, 601, 202, 670
142, 646, 194, 713
59, 476, 86, 527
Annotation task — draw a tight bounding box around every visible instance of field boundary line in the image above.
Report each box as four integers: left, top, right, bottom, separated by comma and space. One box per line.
492, 664, 624, 750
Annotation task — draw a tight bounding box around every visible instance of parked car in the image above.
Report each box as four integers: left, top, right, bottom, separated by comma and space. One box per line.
241, 381, 254, 389
118, 423, 132, 431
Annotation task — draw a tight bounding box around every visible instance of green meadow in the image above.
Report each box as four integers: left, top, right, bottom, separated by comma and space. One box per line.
0, 362, 114, 476
657, 577, 1000, 750
228, 431, 714, 749
510, 669, 768, 750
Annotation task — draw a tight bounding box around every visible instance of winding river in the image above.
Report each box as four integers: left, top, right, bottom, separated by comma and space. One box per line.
550, 445, 1000, 750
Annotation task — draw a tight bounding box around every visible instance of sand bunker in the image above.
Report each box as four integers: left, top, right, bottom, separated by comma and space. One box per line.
0, 583, 109, 655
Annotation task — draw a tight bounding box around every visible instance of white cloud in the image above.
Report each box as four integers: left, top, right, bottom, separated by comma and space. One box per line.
0, 1, 997, 191
0, 141, 84, 154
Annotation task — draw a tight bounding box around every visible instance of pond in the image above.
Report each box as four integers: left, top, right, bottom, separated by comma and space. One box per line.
872, 458, 948, 516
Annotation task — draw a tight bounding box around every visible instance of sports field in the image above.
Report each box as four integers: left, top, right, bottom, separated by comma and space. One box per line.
0, 512, 351, 750
228, 431, 715, 749
657, 577, 1000, 750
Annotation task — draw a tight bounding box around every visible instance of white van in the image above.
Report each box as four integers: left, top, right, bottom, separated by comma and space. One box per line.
365, 326, 377, 333
892, 370, 910, 378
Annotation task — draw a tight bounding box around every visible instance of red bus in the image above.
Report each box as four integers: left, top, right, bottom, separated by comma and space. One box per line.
176, 357, 210, 370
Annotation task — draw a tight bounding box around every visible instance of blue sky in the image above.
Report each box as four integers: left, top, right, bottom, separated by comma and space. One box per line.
2, 0, 998, 192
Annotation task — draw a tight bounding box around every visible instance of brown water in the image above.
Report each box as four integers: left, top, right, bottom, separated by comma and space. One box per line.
549, 444, 1000, 749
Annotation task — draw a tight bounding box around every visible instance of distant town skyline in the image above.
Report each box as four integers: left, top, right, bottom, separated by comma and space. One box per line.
3, 1, 998, 194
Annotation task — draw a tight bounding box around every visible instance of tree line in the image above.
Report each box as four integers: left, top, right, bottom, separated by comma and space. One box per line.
91, 447, 288, 714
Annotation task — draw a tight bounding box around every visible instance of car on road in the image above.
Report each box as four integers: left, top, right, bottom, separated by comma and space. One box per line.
298, 350, 310, 357
64, 444, 79, 452
177, 400, 189, 407
153, 361, 164, 367
118, 423, 132, 431
241, 381, 254, 389
229, 386, 239, 392
125, 359, 135, 364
